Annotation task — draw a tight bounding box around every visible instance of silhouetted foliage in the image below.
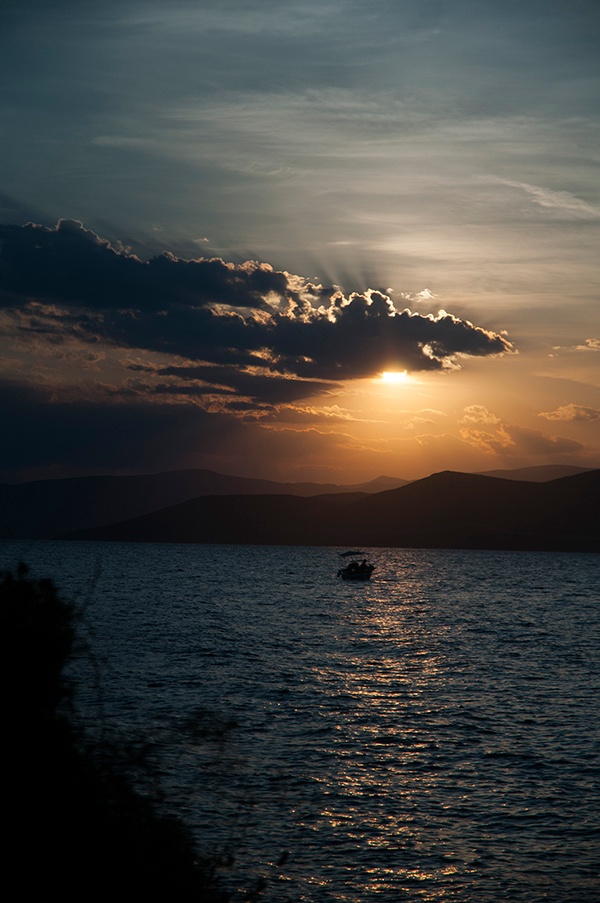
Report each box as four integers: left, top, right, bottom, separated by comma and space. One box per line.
1, 563, 229, 900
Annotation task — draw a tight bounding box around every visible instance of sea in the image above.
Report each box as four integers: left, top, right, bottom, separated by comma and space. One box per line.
2, 541, 599, 902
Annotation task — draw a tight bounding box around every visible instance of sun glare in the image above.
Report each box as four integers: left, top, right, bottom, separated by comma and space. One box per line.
381, 370, 409, 384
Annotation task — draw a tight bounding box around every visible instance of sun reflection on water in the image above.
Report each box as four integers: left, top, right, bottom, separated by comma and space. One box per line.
300, 560, 468, 899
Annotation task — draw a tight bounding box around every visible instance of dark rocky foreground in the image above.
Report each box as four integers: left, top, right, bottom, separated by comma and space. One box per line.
1, 563, 230, 900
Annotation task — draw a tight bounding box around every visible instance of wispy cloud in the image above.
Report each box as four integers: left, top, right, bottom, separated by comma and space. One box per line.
460, 405, 501, 426
459, 406, 583, 456
539, 403, 600, 422
575, 338, 600, 352
484, 177, 600, 219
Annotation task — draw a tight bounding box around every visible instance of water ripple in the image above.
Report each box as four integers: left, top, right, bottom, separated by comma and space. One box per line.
3, 542, 599, 902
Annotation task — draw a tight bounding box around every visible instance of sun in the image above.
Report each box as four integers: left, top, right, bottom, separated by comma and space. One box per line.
380, 370, 409, 384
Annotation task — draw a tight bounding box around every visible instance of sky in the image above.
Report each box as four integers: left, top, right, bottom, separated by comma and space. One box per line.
1, 0, 599, 485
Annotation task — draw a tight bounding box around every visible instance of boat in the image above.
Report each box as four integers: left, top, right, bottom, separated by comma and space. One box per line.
337, 551, 375, 581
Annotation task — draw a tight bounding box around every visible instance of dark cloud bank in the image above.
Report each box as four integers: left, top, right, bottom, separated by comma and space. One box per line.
0, 220, 514, 479
0, 220, 512, 380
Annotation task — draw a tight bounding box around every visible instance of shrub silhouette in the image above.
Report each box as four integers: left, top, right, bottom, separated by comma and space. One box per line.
1, 563, 229, 900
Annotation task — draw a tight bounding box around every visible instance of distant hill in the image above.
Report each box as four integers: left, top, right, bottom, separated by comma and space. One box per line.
478, 464, 595, 482
60, 470, 600, 552
345, 469, 599, 551
0, 469, 408, 540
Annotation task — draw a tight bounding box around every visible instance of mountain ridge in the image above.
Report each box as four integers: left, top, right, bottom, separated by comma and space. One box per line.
477, 464, 594, 482
1, 464, 597, 543
58, 469, 600, 553
0, 468, 407, 540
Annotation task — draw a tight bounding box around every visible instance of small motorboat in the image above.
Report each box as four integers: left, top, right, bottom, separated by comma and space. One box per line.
337, 551, 375, 581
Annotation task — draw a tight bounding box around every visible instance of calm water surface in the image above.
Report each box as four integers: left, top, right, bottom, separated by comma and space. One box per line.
2, 542, 599, 902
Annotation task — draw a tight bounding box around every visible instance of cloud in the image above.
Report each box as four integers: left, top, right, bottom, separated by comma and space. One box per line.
130, 362, 339, 405
459, 424, 515, 455
539, 403, 600, 422
459, 405, 584, 457
0, 377, 241, 480
550, 337, 600, 354
0, 221, 514, 390
485, 178, 600, 219
575, 338, 600, 352
460, 404, 501, 425
503, 425, 584, 456
0, 220, 289, 312
267, 404, 360, 425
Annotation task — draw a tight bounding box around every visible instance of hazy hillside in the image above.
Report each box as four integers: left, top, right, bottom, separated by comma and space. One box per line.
477, 464, 594, 482
60, 470, 600, 552
3, 464, 596, 542
0, 469, 407, 540
344, 469, 599, 550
